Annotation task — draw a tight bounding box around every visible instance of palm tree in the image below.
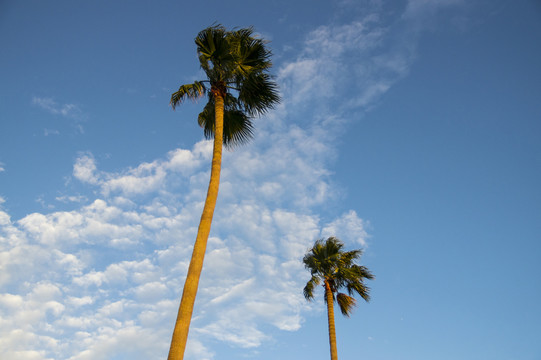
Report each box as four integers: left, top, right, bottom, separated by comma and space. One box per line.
303, 237, 374, 360
168, 25, 279, 360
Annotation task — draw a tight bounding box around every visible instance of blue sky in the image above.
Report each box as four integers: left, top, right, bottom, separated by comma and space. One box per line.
1, 0, 540, 359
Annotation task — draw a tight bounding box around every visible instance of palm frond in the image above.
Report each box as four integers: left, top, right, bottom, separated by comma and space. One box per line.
197, 101, 214, 138
336, 293, 357, 317
222, 110, 254, 148
339, 249, 362, 267
195, 25, 234, 78
355, 264, 375, 280
197, 94, 254, 148
230, 27, 272, 76
237, 72, 280, 116
170, 81, 206, 109
346, 279, 371, 302
303, 275, 320, 301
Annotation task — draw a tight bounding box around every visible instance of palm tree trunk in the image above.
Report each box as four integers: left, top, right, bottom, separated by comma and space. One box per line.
167, 94, 224, 360
325, 280, 338, 360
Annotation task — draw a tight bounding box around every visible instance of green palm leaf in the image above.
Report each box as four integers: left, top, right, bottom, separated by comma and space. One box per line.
238, 72, 280, 116
336, 293, 357, 317
303, 275, 320, 301
170, 81, 206, 109
195, 25, 234, 77
197, 93, 255, 148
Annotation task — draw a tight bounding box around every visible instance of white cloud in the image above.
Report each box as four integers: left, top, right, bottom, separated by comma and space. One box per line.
321, 210, 370, 246
208, 277, 255, 305
55, 195, 88, 204
73, 140, 210, 198
32, 97, 84, 120
133, 281, 169, 303
0, 293, 23, 308
65, 325, 168, 360
277, 15, 397, 116
65, 296, 93, 307
73, 154, 100, 185
44, 128, 60, 136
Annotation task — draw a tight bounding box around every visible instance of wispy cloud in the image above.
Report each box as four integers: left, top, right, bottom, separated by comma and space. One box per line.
55, 195, 88, 204
282, 16, 393, 104
32, 97, 86, 134
32, 97, 84, 119
43, 128, 60, 136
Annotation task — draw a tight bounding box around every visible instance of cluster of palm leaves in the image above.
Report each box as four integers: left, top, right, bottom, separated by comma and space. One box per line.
168, 25, 373, 360
171, 25, 279, 148
303, 237, 373, 316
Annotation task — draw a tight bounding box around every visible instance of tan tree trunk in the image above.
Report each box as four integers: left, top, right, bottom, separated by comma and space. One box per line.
167, 94, 224, 360
325, 280, 338, 360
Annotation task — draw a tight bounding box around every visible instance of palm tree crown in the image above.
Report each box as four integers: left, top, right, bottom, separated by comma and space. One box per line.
303, 236, 374, 316
171, 25, 280, 148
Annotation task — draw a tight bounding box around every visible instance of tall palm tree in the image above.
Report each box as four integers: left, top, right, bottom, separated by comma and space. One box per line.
303, 237, 374, 360
168, 25, 279, 360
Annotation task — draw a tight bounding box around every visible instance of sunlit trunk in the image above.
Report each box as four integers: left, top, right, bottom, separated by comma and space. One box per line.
325, 280, 338, 360
167, 94, 224, 360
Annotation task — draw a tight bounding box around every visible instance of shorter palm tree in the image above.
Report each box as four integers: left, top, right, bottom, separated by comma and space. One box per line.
303, 236, 374, 360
